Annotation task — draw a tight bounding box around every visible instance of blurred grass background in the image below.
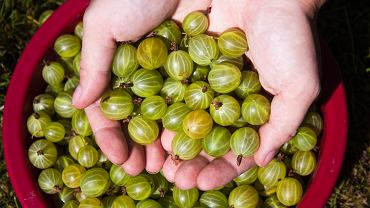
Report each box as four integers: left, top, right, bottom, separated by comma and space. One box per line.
0, 0, 369, 207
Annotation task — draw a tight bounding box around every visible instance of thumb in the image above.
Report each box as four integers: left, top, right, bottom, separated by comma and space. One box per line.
72, 12, 116, 109
254, 88, 318, 167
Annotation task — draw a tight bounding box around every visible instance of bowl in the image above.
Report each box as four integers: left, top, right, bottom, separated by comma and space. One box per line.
2, 0, 348, 207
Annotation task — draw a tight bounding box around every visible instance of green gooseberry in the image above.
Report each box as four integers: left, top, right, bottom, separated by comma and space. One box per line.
28, 139, 57, 169
230, 127, 260, 166
188, 34, 218, 66
128, 115, 159, 145
44, 121, 66, 142
140, 95, 167, 120
228, 185, 259, 208
208, 63, 241, 93
27, 111, 51, 137
131, 68, 163, 97
164, 50, 194, 81
72, 110, 92, 136
184, 81, 214, 110
54, 34, 81, 58
162, 102, 191, 131
80, 168, 110, 198
38, 168, 63, 194
182, 110, 213, 139
234, 71, 261, 99
218, 28, 248, 58
160, 78, 187, 104
99, 88, 134, 120
202, 126, 231, 157
137, 37, 168, 70
112, 43, 139, 77
42, 61, 65, 86
172, 132, 202, 161
210, 94, 241, 126
182, 11, 208, 36
33, 93, 55, 115
54, 91, 77, 118
241, 93, 271, 125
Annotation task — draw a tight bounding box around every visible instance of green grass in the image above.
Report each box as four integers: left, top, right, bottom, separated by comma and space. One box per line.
0, 0, 369, 207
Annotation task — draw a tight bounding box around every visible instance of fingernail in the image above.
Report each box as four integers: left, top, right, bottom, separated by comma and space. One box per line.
146, 170, 160, 174
262, 150, 277, 167
72, 85, 82, 106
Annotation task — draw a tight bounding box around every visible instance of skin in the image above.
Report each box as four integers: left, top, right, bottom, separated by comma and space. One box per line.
73, 0, 323, 190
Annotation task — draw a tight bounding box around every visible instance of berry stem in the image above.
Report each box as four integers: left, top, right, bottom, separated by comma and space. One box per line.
160, 189, 165, 198
33, 98, 40, 104
277, 153, 285, 162
181, 34, 189, 47
54, 185, 62, 193
313, 146, 320, 152
181, 79, 190, 84
171, 154, 182, 165
42, 59, 49, 66
165, 96, 172, 105
33, 112, 40, 119
119, 82, 133, 89
170, 41, 178, 51
212, 101, 223, 110
237, 155, 243, 166
69, 130, 77, 137
36, 150, 44, 155
133, 97, 143, 105
121, 186, 127, 195
201, 86, 208, 93
64, 130, 76, 142
106, 185, 119, 196
288, 169, 295, 177
73, 188, 81, 194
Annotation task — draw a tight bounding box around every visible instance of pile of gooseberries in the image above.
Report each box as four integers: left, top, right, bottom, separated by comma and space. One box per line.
27, 10, 324, 208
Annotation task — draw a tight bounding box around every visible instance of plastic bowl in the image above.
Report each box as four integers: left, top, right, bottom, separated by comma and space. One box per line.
2, 0, 348, 207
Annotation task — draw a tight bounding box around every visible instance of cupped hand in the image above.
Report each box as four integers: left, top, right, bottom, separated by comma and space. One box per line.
161, 0, 322, 190
72, 0, 211, 175
73, 0, 322, 189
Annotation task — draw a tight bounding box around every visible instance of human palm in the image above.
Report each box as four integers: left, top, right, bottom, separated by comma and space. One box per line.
160, 0, 320, 190
73, 0, 321, 190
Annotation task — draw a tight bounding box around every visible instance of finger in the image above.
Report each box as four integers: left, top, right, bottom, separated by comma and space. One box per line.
171, 0, 212, 22
72, 8, 116, 109
197, 151, 255, 191
174, 156, 209, 190
145, 138, 166, 173
254, 89, 319, 167
121, 140, 146, 176
161, 129, 176, 152
162, 156, 182, 183
207, 0, 237, 34
85, 103, 128, 164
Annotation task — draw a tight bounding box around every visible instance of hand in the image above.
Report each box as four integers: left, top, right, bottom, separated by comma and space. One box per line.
72, 0, 212, 175
161, 0, 322, 190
